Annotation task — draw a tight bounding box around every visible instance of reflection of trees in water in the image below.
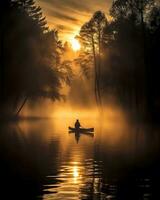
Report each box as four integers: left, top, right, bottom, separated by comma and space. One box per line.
77, 157, 156, 200
79, 159, 117, 200
0, 122, 60, 200
94, 124, 160, 200
78, 159, 154, 200
0, 120, 160, 199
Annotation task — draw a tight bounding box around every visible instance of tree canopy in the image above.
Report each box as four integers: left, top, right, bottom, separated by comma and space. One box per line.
77, 0, 160, 118
0, 0, 71, 118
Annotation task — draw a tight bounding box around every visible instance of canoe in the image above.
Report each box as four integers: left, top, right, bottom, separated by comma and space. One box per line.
68, 126, 94, 132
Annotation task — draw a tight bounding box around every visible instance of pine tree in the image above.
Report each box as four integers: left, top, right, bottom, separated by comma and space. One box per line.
77, 11, 108, 108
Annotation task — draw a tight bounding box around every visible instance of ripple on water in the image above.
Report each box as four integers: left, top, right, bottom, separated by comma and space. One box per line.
42, 159, 114, 200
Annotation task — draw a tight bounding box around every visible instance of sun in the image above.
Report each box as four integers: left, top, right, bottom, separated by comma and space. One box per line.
70, 38, 81, 51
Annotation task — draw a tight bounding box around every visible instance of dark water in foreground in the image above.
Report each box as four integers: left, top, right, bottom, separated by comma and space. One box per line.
0, 110, 160, 200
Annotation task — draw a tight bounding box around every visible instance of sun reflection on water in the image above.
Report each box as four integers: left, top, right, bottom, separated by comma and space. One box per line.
73, 165, 79, 183
43, 158, 107, 200
5, 101, 157, 200
18, 103, 134, 200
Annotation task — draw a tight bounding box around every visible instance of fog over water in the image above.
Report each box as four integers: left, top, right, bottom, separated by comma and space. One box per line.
1, 99, 160, 199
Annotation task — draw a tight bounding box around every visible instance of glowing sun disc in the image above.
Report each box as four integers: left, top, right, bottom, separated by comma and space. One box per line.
71, 38, 81, 51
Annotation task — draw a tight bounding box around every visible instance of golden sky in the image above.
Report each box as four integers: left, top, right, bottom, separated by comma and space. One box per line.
37, 0, 112, 42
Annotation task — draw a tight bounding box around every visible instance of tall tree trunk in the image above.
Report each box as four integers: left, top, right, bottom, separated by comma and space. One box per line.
91, 34, 99, 106
97, 26, 102, 108
0, 20, 5, 103
139, 0, 148, 112
16, 96, 28, 116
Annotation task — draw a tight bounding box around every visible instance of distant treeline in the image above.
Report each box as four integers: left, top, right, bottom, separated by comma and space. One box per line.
77, 0, 160, 119
0, 0, 72, 118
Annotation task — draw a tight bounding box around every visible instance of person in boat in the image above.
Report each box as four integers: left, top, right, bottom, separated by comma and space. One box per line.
75, 119, 81, 129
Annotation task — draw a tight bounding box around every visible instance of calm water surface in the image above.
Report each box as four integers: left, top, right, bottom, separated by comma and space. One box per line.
0, 108, 160, 199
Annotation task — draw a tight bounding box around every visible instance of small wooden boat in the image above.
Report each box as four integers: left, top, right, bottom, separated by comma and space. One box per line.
68, 126, 94, 132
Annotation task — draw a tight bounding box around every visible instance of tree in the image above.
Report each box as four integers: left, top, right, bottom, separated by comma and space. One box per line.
0, 0, 71, 118
77, 11, 108, 108
100, 0, 160, 118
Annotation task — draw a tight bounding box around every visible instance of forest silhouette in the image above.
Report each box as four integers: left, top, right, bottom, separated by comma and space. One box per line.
0, 0, 72, 119
76, 1, 160, 120
1, 1, 160, 199
0, 0, 160, 121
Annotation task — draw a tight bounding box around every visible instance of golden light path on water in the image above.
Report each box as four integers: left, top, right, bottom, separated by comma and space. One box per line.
19, 103, 143, 200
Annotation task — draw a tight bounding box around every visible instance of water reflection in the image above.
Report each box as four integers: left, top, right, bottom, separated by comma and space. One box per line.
69, 131, 94, 143
0, 109, 160, 199
43, 159, 106, 200
0, 121, 59, 199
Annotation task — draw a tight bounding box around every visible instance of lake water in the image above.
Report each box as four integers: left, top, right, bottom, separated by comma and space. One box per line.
0, 107, 160, 200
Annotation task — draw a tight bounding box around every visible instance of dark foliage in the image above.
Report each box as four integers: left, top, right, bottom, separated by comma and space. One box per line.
0, 0, 67, 118
78, 0, 160, 119
104, 0, 160, 118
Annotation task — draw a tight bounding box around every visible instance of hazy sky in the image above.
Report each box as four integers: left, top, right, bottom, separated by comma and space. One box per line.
37, 0, 112, 42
